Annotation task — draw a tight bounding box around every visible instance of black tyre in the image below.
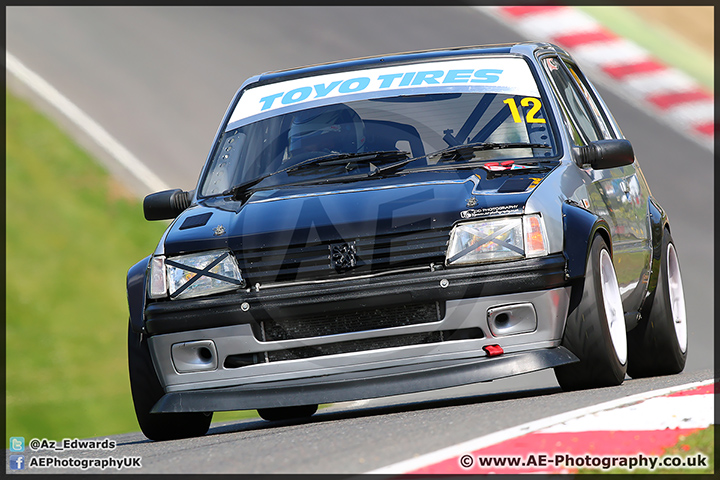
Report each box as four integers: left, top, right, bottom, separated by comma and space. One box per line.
627, 230, 687, 378
128, 322, 212, 441
257, 404, 318, 422
554, 236, 627, 390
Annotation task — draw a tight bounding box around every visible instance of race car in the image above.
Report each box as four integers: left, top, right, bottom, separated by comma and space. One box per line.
126, 42, 688, 441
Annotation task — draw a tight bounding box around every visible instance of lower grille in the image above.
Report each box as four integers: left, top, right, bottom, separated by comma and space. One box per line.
266, 328, 485, 362
260, 302, 444, 341
223, 301, 486, 368
268, 332, 442, 361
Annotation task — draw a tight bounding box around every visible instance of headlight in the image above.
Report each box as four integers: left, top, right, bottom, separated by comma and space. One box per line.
446, 214, 548, 266
148, 249, 245, 300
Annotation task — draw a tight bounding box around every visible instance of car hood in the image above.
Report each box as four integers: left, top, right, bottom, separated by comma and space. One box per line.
161, 169, 551, 255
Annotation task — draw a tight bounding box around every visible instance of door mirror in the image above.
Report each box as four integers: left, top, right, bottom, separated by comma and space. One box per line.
143, 189, 192, 220
575, 139, 635, 169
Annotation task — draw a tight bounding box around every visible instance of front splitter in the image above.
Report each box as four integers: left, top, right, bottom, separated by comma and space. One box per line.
151, 347, 578, 413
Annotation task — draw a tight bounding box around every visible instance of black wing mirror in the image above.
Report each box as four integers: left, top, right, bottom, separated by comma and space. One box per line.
575, 139, 635, 169
143, 189, 192, 220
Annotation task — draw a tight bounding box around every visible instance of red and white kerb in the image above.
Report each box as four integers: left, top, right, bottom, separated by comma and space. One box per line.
482, 5, 714, 151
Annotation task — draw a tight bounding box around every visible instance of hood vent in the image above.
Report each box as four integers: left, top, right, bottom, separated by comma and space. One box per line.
497, 177, 534, 193
179, 212, 213, 230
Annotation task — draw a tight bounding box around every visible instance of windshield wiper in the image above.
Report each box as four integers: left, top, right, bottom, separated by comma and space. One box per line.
285, 150, 410, 174
435, 142, 552, 161
223, 175, 272, 201
222, 150, 409, 200
370, 142, 552, 177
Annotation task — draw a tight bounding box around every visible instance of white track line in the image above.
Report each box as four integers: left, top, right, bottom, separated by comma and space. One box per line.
540, 394, 713, 432
367, 378, 714, 475
6, 51, 169, 193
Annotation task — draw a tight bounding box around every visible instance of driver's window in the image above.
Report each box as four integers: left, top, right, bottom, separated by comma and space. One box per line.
542, 56, 602, 145
564, 61, 614, 139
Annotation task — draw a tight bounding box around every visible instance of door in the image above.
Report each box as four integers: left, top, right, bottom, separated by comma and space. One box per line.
541, 55, 651, 314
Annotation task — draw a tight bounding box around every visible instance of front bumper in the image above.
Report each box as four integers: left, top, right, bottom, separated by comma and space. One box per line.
151, 346, 578, 413
143, 255, 572, 411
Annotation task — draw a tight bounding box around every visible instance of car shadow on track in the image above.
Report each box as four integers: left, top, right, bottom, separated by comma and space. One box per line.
113, 371, 709, 446
203, 385, 562, 437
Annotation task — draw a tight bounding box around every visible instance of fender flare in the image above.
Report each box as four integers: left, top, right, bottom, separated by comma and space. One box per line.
562, 201, 611, 280
639, 197, 670, 320
127, 256, 151, 333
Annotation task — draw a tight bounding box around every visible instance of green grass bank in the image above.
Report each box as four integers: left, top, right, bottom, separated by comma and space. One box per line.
6, 89, 257, 447
6, 89, 169, 444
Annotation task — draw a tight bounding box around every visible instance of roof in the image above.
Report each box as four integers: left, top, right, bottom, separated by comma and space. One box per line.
253, 42, 559, 87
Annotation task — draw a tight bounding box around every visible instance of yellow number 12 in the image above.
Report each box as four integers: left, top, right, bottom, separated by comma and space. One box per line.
503, 97, 546, 124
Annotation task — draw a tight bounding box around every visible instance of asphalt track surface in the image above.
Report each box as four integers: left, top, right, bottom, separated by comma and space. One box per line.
6, 6, 714, 474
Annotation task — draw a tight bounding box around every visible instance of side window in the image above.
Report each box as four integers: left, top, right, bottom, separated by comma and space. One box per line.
542, 56, 602, 145
563, 61, 615, 139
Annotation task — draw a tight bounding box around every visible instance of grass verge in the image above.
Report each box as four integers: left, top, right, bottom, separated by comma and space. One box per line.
6, 88, 166, 444
5, 89, 258, 446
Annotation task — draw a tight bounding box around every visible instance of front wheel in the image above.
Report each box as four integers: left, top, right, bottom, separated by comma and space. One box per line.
128, 322, 212, 441
554, 236, 627, 390
627, 230, 687, 377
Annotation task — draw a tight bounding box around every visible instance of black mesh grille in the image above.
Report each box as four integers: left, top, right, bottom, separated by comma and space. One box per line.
261, 302, 443, 341
267, 332, 443, 361
236, 228, 450, 285
266, 328, 485, 362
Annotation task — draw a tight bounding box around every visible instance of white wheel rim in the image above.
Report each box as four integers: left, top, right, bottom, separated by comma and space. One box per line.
667, 243, 688, 353
599, 249, 627, 364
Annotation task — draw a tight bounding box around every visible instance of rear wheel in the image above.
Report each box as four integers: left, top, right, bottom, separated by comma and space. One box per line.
627, 230, 687, 377
128, 322, 212, 440
257, 405, 318, 422
554, 236, 627, 390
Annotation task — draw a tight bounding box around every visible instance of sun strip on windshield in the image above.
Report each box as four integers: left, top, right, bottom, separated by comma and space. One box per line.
227, 56, 541, 130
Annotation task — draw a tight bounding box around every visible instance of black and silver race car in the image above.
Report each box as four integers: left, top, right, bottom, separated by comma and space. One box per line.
126, 42, 688, 440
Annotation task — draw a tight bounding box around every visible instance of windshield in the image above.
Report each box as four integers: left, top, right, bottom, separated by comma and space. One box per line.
200, 64, 558, 197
